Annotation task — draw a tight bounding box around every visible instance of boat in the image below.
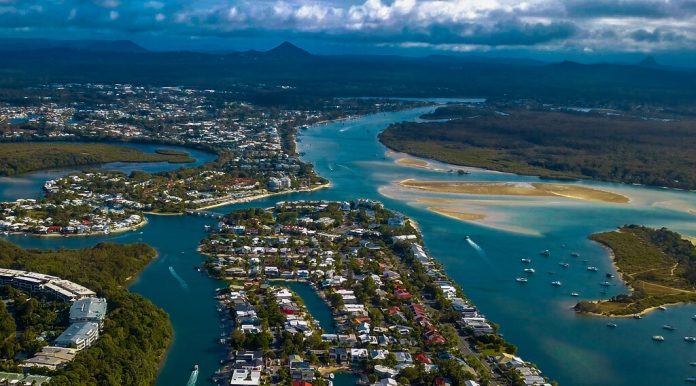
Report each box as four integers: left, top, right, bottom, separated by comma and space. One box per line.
571, 252, 580, 257
685, 336, 696, 342
521, 258, 532, 264
606, 273, 615, 278
692, 315, 696, 320
570, 292, 579, 297
587, 266, 598, 272
523, 268, 536, 274
559, 262, 569, 268
690, 362, 696, 367
516, 277, 528, 283
652, 335, 665, 341
658, 306, 667, 311
607, 323, 617, 328
465, 236, 471, 241
634, 315, 643, 319
329, 373, 335, 379
600, 281, 611, 286
540, 250, 551, 256
551, 281, 562, 286
193, 364, 199, 371
686, 377, 696, 383
663, 325, 676, 331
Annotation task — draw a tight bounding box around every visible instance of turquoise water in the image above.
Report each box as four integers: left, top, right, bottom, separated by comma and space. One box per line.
2, 107, 696, 385
0, 143, 216, 202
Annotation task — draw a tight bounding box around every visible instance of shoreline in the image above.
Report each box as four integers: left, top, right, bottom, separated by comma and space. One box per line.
3, 217, 148, 239
194, 183, 331, 211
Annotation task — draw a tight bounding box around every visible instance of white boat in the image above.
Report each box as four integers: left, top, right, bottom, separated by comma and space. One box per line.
658, 306, 667, 311
686, 377, 696, 383
559, 262, 569, 268
692, 315, 696, 320
690, 362, 696, 367
685, 336, 696, 342
607, 323, 617, 328
663, 325, 676, 331
465, 236, 471, 241
600, 281, 611, 286
570, 252, 580, 257
540, 250, 551, 256
551, 281, 562, 287
570, 292, 579, 297
634, 315, 643, 319
521, 258, 532, 264
523, 268, 536, 274
516, 277, 528, 283
652, 335, 665, 341
329, 373, 335, 379
587, 266, 598, 272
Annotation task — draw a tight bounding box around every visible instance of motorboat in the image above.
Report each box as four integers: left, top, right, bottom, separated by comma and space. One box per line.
587, 266, 598, 272
521, 258, 532, 264
685, 336, 696, 343
663, 325, 676, 331
559, 262, 570, 268
570, 292, 579, 297
551, 281, 562, 287
607, 323, 617, 328
571, 252, 580, 257
600, 281, 611, 287
516, 277, 528, 283
540, 250, 551, 256
652, 335, 665, 341
523, 268, 536, 274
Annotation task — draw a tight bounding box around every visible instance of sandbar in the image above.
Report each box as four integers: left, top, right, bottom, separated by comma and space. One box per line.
399, 180, 629, 204
428, 207, 486, 221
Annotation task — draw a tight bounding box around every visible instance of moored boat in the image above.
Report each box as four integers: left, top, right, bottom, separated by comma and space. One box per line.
685, 336, 696, 342
652, 335, 665, 341
559, 262, 569, 268
516, 277, 528, 283
540, 249, 551, 256
521, 258, 532, 264
607, 323, 617, 328
663, 325, 676, 331
570, 292, 579, 297
551, 281, 562, 287
524, 268, 536, 274
587, 266, 598, 272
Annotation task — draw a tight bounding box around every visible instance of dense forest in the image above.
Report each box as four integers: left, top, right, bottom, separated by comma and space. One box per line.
380, 108, 696, 189
0, 239, 172, 385
0, 143, 193, 176
576, 226, 696, 315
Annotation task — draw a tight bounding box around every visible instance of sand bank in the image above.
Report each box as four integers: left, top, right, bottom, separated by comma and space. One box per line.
399, 180, 629, 204
428, 207, 486, 221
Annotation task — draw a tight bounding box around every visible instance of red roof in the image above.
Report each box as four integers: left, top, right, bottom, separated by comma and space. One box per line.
292, 382, 312, 386
414, 353, 431, 364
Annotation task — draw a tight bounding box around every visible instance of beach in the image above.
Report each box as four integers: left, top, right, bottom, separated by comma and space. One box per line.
399, 179, 630, 204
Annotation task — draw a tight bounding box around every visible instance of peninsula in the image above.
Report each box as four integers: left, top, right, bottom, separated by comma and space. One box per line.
199, 200, 552, 386
380, 103, 696, 190
575, 225, 696, 316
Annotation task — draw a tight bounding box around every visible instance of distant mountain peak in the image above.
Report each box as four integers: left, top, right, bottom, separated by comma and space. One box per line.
266, 41, 311, 58
639, 56, 659, 67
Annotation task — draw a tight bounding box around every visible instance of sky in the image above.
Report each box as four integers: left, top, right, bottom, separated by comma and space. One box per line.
2, 0, 696, 62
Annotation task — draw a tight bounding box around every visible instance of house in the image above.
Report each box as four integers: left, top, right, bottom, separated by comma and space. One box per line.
350, 348, 369, 362
329, 347, 349, 363
229, 369, 261, 386
232, 351, 264, 371
54, 321, 99, 351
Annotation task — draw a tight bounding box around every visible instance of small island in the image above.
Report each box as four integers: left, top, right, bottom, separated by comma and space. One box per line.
575, 225, 696, 316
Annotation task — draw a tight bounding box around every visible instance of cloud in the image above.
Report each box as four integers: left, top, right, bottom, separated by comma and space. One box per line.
0, 0, 695, 53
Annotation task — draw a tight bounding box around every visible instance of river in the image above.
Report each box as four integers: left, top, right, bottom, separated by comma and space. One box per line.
3, 107, 696, 385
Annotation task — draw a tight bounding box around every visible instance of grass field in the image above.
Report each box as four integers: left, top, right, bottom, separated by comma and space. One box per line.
0, 142, 194, 176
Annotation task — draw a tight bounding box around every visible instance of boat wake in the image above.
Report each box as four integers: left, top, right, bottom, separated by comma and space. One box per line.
466, 238, 486, 257
168, 266, 190, 291
185, 369, 198, 386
